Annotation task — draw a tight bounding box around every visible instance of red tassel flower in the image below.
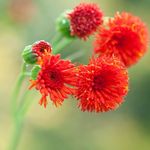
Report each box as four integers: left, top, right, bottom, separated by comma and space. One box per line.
68, 3, 103, 40
30, 54, 76, 108
94, 12, 148, 67
75, 55, 128, 112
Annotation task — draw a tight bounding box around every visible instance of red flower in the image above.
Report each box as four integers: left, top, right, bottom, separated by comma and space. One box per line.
75, 55, 128, 112
30, 54, 76, 108
32, 40, 52, 58
94, 12, 148, 67
68, 3, 103, 40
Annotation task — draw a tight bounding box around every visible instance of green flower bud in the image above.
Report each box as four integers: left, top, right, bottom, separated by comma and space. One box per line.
31, 65, 41, 80
56, 10, 75, 38
22, 45, 37, 64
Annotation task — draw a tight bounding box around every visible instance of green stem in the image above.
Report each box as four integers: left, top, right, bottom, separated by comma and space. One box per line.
12, 63, 27, 116
53, 38, 74, 54
9, 90, 32, 150
51, 33, 63, 47
17, 91, 33, 118
9, 62, 32, 150
8, 118, 23, 150
17, 90, 30, 112
64, 50, 84, 61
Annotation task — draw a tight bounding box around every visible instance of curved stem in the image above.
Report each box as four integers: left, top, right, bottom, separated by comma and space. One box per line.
17, 91, 33, 118
9, 62, 31, 150
51, 33, 63, 47
12, 63, 27, 116
53, 38, 74, 54
9, 90, 32, 150
64, 50, 84, 61
17, 90, 30, 112
8, 118, 23, 150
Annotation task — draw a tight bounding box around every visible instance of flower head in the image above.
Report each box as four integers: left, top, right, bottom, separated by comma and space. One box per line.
68, 3, 103, 40
94, 12, 148, 67
29, 54, 76, 108
75, 55, 128, 112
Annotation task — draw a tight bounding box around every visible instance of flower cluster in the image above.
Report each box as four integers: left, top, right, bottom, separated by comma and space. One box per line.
22, 3, 148, 113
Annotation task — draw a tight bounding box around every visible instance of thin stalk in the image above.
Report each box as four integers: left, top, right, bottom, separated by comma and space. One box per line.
9, 90, 32, 150
53, 38, 74, 54
64, 50, 84, 61
51, 33, 63, 47
8, 118, 23, 150
17, 91, 33, 118
9, 62, 31, 150
12, 63, 27, 116
17, 88, 30, 113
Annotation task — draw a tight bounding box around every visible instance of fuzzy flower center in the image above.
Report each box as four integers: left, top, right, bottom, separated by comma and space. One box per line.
92, 75, 105, 90
42, 69, 63, 89
49, 70, 60, 81
110, 28, 141, 51
39, 48, 45, 53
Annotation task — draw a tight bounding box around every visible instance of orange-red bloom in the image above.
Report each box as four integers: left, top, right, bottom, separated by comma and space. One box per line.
30, 54, 76, 108
94, 12, 148, 67
75, 55, 128, 112
32, 40, 52, 58
68, 3, 103, 40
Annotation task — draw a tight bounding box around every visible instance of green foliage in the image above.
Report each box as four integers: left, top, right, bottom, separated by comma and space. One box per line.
31, 65, 41, 80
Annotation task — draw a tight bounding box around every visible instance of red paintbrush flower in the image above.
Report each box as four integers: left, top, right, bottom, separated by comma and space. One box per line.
29, 54, 76, 108
75, 55, 128, 112
68, 3, 103, 40
94, 12, 148, 67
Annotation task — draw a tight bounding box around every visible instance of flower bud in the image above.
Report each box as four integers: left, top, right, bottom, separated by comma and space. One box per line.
22, 45, 37, 64
22, 40, 52, 65
56, 10, 75, 38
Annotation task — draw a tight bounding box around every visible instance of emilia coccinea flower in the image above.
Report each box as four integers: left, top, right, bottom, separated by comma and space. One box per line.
29, 54, 76, 108
22, 40, 52, 64
74, 55, 128, 112
94, 12, 148, 67
68, 3, 103, 39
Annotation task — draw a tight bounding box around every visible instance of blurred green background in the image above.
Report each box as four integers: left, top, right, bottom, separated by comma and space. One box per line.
0, 0, 150, 150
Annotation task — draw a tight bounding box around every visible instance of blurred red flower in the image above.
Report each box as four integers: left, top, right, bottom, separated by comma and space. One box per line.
8, 0, 36, 23
94, 12, 148, 67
